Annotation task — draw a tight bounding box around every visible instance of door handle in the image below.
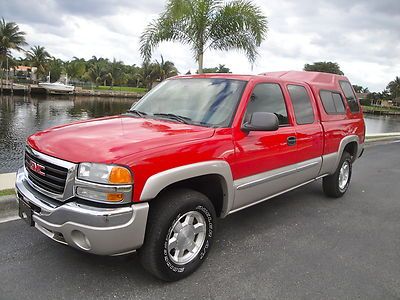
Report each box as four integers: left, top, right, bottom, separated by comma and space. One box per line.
287, 136, 296, 146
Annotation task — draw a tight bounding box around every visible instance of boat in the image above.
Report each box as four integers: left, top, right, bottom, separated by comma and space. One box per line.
38, 73, 75, 94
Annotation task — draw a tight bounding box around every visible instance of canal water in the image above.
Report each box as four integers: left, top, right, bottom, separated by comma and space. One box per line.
1, 95, 400, 173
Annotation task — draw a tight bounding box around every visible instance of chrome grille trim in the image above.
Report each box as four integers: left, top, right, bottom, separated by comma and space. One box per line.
25, 146, 77, 201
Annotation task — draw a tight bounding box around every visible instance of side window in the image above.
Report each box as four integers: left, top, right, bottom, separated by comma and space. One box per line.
245, 83, 289, 125
332, 93, 346, 113
287, 85, 315, 125
340, 81, 360, 112
320, 91, 346, 115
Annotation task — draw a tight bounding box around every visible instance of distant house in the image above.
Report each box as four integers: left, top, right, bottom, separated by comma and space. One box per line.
11, 66, 37, 81
356, 92, 369, 105
356, 93, 369, 101
391, 98, 400, 107
371, 98, 400, 108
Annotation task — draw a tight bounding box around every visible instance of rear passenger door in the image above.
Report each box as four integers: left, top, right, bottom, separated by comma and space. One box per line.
286, 84, 324, 181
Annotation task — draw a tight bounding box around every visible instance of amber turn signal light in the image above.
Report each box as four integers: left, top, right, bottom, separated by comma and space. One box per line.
107, 193, 124, 201
108, 167, 132, 184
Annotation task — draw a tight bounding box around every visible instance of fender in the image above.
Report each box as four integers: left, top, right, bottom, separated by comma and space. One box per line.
320, 135, 363, 175
139, 160, 235, 217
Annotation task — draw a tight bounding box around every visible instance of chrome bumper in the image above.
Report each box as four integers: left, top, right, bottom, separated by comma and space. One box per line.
15, 167, 149, 256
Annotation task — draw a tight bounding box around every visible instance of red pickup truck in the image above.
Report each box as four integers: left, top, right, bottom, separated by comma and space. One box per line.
16, 71, 365, 281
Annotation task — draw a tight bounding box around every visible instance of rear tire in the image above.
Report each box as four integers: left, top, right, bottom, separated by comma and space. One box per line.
323, 151, 352, 198
138, 188, 216, 281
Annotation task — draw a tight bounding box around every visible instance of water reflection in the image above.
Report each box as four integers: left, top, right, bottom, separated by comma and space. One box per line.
0, 95, 135, 173
364, 114, 400, 134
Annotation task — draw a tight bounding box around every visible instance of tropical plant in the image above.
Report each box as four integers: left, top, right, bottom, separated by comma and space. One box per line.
108, 58, 126, 88
65, 57, 86, 81
26, 45, 51, 82
304, 61, 344, 75
156, 55, 178, 80
0, 18, 27, 90
387, 76, 400, 99
140, 61, 160, 89
352, 85, 369, 94
47, 57, 63, 82
140, 0, 267, 73
202, 64, 231, 73
84, 56, 109, 86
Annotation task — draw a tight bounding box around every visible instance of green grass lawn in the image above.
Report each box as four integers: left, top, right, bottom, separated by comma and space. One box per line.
0, 189, 15, 197
85, 86, 147, 93
362, 105, 400, 113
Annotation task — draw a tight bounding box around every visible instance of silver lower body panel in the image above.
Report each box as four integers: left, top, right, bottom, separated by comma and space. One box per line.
15, 167, 149, 256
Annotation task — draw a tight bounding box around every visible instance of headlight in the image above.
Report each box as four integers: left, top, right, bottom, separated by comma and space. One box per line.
78, 163, 133, 185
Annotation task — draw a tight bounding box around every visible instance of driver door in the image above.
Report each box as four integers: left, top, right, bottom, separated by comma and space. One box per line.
231, 82, 299, 211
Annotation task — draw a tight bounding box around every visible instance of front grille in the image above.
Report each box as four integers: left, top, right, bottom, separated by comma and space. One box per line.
25, 150, 68, 194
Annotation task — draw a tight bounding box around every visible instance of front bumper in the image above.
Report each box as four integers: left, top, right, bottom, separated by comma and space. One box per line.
15, 167, 149, 255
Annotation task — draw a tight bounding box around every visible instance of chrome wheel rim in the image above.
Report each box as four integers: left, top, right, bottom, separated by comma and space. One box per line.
338, 161, 350, 191
167, 211, 207, 265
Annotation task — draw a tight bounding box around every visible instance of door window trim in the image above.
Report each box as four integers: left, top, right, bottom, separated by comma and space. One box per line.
319, 89, 347, 115
286, 84, 315, 125
242, 82, 292, 128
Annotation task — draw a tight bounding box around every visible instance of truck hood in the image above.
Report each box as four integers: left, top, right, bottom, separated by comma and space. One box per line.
27, 115, 215, 163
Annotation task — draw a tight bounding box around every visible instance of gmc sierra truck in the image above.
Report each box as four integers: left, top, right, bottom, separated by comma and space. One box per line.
16, 71, 365, 281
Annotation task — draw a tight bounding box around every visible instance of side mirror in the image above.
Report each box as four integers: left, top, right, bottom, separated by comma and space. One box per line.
242, 112, 279, 132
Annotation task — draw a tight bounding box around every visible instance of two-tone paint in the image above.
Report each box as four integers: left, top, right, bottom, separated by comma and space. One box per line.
26, 72, 364, 217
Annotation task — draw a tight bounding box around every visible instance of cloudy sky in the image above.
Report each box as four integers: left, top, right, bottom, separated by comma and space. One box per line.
1, 0, 399, 91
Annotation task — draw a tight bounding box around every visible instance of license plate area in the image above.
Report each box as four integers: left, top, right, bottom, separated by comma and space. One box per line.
18, 198, 34, 226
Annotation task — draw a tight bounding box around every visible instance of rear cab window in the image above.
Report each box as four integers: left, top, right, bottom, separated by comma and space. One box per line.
339, 81, 360, 113
320, 91, 346, 115
245, 83, 289, 126
287, 85, 315, 125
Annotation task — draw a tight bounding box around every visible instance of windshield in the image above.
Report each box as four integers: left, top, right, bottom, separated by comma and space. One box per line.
131, 78, 247, 127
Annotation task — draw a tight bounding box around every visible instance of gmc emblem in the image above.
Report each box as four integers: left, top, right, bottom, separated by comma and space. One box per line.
28, 160, 45, 176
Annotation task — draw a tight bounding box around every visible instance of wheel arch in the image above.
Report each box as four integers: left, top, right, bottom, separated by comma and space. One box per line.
139, 161, 234, 218
335, 135, 361, 170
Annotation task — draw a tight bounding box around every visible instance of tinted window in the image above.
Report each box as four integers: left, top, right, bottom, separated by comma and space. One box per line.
332, 93, 346, 113
245, 83, 289, 125
340, 81, 360, 112
287, 85, 314, 124
320, 91, 346, 115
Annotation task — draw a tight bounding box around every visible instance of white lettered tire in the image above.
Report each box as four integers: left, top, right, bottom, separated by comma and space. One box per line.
138, 188, 216, 281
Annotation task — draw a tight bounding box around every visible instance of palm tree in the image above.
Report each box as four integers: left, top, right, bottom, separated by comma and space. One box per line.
47, 57, 64, 82
0, 18, 27, 92
140, 61, 162, 89
140, 0, 267, 73
85, 56, 109, 87
108, 58, 126, 88
65, 58, 86, 82
26, 46, 51, 82
387, 76, 400, 99
156, 55, 178, 80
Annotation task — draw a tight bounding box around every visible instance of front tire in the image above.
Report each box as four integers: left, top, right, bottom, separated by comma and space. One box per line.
138, 188, 216, 281
323, 151, 352, 198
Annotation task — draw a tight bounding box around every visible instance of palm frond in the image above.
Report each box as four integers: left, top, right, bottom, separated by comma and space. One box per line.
207, 0, 267, 63
140, 16, 193, 61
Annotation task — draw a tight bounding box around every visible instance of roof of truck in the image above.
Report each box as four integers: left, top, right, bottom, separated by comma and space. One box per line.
260, 71, 349, 86
174, 71, 349, 86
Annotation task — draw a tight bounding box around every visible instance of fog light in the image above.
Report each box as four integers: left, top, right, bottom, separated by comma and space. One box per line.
71, 230, 91, 251
76, 187, 124, 202
107, 193, 124, 202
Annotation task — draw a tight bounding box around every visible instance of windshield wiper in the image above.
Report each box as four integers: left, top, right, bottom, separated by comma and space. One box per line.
127, 109, 147, 118
153, 113, 192, 124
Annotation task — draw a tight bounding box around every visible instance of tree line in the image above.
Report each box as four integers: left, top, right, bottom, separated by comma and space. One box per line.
0, 17, 180, 89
